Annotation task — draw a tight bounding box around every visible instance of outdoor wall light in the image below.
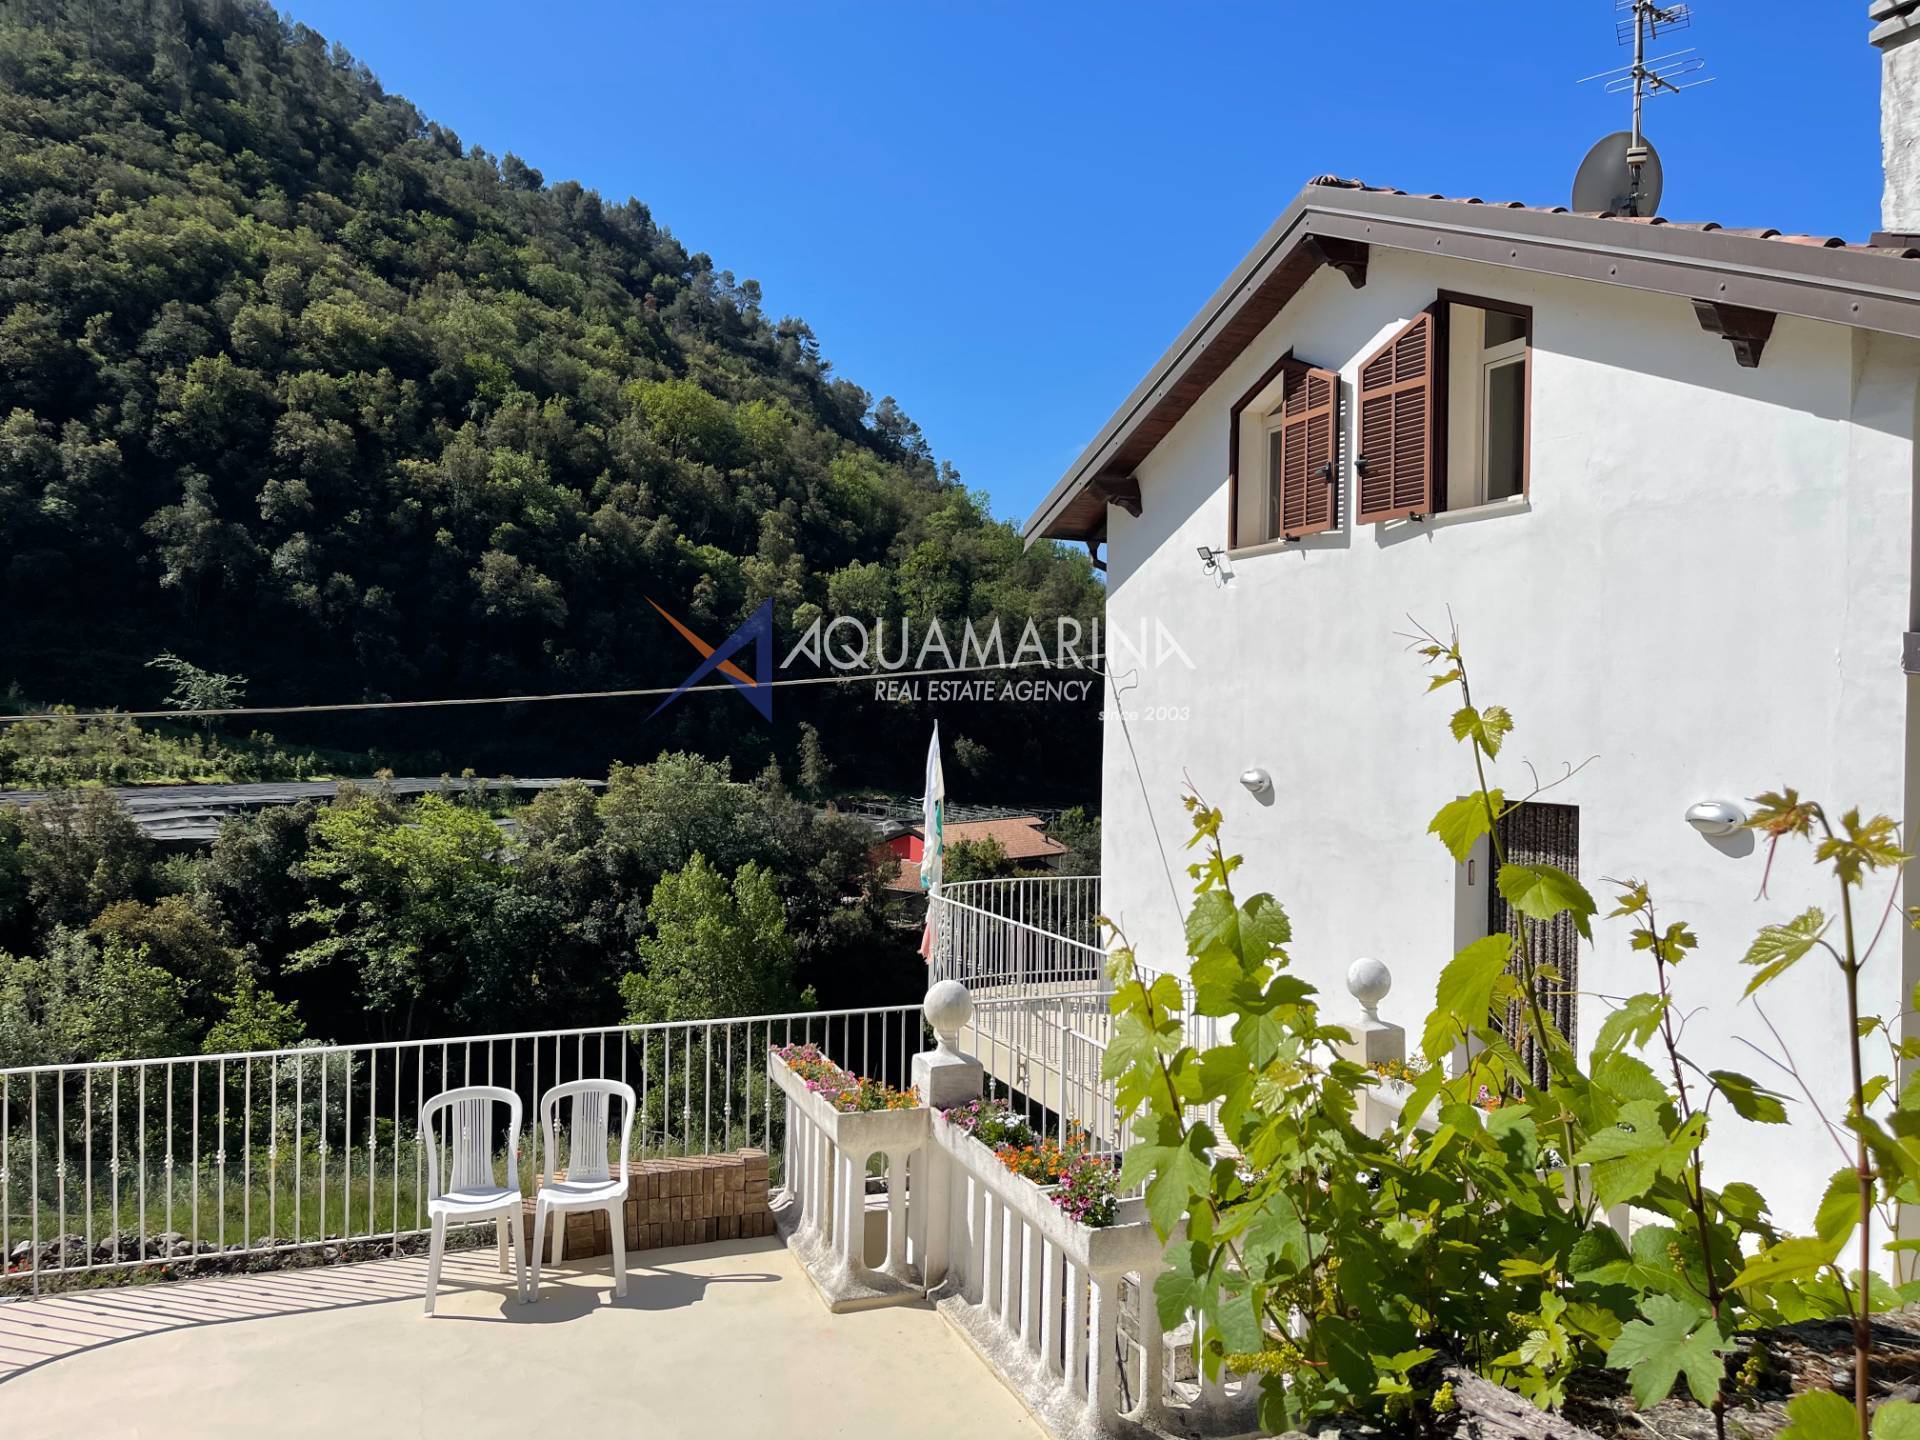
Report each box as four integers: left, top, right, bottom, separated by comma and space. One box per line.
1685, 799, 1746, 837
1196, 546, 1224, 574
1239, 767, 1272, 798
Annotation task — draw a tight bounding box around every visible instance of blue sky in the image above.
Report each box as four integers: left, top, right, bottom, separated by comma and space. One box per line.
283, 1, 1881, 527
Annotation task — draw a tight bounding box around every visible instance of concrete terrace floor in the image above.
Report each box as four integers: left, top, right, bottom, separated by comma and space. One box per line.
0, 1236, 1045, 1439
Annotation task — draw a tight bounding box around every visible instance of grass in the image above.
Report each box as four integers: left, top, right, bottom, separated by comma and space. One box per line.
1, 1119, 790, 1296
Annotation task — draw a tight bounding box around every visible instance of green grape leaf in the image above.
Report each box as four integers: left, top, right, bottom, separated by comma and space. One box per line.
1450, 704, 1515, 758
1238, 893, 1292, 954
1742, 908, 1827, 996
1715, 1181, 1770, 1230
1421, 933, 1513, 1061
1154, 1244, 1211, 1333
1779, 1391, 1859, 1440
1430, 790, 1504, 863
1732, 1233, 1846, 1290
1572, 1099, 1697, 1209
1135, 1126, 1214, 1236
1578, 1223, 1700, 1303
1593, 993, 1668, 1061
1711, 1070, 1790, 1124
1876, 1400, 1920, 1440
1497, 862, 1597, 939
1184, 889, 1240, 961
1607, 1294, 1730, 1407
1814, 1166, 1862, 1249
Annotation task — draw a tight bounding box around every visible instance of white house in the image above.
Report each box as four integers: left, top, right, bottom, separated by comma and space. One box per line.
1021, 9, 1920, 1233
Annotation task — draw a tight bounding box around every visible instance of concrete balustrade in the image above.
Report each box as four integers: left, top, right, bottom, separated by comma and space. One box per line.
770, 1052, 929, 1313
931, 1106, 1172, 1436
770, 978, 1279, 1436
1338, 956, 1413, 1140
905, 977, 1174, 1437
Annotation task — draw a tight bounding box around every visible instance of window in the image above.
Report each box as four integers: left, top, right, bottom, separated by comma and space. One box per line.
1228, 355, 1338, 547
1446, 299, 1529, 509
1353, 293, 1531, 523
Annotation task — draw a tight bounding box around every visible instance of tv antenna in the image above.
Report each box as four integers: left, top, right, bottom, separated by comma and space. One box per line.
1573, 1, 1715, 216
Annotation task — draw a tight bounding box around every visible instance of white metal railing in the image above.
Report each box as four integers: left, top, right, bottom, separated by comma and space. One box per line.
0, 1005, 928, 1292
967, 993, 1125, 1154
927, 875, 1105, 996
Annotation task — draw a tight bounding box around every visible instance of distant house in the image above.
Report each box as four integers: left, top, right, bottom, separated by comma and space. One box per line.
880, 815, 1066, 892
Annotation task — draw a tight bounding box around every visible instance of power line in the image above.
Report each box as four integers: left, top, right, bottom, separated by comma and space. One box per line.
0, 655, 1102, 726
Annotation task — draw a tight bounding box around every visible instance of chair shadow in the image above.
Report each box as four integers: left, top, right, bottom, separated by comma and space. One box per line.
503, 1255, 782, 1322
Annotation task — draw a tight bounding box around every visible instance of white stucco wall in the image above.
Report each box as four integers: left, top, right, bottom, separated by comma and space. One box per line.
1096, 247, 1920, 1233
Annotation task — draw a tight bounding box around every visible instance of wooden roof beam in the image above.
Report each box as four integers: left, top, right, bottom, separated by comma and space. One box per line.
1089, 473, 1143, 517
1691, 299, 1777, 368
1301, 234, 1369, 288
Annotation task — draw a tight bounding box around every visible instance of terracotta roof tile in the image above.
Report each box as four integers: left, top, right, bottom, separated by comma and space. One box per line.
939, 816, 1068, 861
879, 816, 1069, 892
1306, 175, 1917, 260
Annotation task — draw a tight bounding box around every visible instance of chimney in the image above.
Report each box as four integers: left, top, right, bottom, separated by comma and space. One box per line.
1873, 0, 1920, 240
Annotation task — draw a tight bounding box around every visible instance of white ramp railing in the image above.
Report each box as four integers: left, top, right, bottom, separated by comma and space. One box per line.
927, 875, 1105, 997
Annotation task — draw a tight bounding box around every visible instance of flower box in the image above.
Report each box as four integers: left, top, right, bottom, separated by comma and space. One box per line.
933, 1109, 1162, 1277
768, 1047, 930, 1314
769, 1048, 929, 1156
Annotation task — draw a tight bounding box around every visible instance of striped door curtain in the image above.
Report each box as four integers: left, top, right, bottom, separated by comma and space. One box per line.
1490, 801, 1581, 1090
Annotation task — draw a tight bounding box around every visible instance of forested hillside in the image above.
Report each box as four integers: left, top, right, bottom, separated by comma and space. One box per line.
0, 0, 1103, 793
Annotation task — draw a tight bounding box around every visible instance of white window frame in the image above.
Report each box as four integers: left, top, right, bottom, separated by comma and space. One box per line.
1444, 301, 1529, 511
1478, 335, 1527, 504
1261, 408, 1288, 543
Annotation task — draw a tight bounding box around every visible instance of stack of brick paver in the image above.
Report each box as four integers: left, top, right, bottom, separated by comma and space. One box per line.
521, 1148, 773, 1259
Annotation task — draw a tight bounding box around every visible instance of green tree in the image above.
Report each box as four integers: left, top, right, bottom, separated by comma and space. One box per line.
796, 722, 833, 800
618, 853, 797, 1024
289, 790, 519, 1037
0, 0, 1106, 802
17, 789, 154, 929
943, 836, 1013, 882
1047, 806, 1100, 876
77, 938, 190, 1062
0, 927, 187, 1066
144, 651, 246, 728
88, 893, 241, 1026
203, 965, 305, 1054
198, 800, 320, 963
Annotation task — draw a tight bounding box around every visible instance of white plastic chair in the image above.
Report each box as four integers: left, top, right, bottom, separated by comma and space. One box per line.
420, 1084, 528, 1316
530, 1079, 638, 1301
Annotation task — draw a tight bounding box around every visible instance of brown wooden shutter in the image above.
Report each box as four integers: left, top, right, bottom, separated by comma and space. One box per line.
1354, 312, 1434, 523
1273, 364, 1338, 539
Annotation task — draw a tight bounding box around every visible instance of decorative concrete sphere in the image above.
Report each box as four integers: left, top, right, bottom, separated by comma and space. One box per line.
924, 978, 974, 1039
1346, 957, 1392, 1013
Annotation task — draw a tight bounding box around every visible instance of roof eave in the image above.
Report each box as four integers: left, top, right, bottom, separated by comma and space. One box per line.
1023, 184, 1920, 545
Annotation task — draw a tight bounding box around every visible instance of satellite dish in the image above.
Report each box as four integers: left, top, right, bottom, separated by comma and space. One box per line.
1572, 130, 1664, 217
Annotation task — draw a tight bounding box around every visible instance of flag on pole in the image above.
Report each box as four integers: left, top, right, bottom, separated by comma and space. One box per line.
918, 722, 945, 962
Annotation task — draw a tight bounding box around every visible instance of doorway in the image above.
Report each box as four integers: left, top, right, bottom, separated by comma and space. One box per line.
1489, 801, 1580, 1087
